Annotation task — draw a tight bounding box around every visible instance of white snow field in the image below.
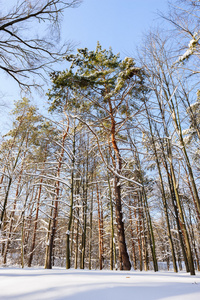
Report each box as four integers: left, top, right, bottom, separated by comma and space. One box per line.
0, 268, 200, 300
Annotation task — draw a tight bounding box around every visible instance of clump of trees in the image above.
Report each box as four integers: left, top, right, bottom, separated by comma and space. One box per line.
0, 0, 200, 275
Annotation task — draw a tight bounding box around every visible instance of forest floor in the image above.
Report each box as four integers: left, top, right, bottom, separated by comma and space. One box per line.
0, 268, 200, 299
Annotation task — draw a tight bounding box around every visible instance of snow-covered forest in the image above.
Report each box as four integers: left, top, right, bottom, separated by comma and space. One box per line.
0, 1, 200, 290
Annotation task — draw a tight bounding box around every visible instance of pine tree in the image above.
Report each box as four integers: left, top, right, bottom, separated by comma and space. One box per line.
48, 43, 146, 270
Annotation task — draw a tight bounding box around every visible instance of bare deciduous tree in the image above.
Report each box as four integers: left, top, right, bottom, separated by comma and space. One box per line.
0, 0, 81, 89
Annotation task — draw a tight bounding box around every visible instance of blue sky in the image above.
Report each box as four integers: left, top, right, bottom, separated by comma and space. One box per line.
0, 0, 169, 133
63, 0, 168, 56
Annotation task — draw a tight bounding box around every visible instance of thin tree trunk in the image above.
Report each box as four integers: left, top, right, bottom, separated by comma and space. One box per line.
74, 205, 79, 269
107, 171, 116, 270
23, 188, 36, 256
21, 192, 29, 268
46, 129, 68, 269
28, 179, 43, 267
166, 80, 200, 219
155, 100, 191, 273
96, 183, 103, 270
80, 134, 89, 270
74, 182, 80, 269
145, 105, 178, 272
44, 204, 53, 269
134, 198, 142, 271
89, 176, 93, 270
3, 168, 23, 264
0, 135, 26, 230
169, 157, 195, 275
28, 144, 47, 267
127, 129, 158, 271
80, 176, 88, 269
140, 194, 149, 271
66, 126, 76, 269
186, 204, 200, 271
129, 200, 137, 270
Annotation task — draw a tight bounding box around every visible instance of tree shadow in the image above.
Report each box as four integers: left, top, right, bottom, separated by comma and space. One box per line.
0, 268, 200, 300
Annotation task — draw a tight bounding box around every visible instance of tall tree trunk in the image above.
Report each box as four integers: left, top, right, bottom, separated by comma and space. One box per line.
96, 182, 103, 270
23, 188, 36, 256
28, 144, 47, 267
44, 204, 53, 269
20, 192, 29, 268
145, 105, 178, 272
140, 194, 149, 271
74, 204, 79, 269
169, 156, 195, 275
28, 179, 43, 267
3, 168, 23, 264
46, 130, 68, 269
74, 182, 80, 269
134, 198, 142, 271
186, 204, 200, 271
107, 173, 116, 270
166, 80, 200, 219
80, 171, 88, 269
127, 129, 158, 271
89, 176, 94, 270
114, 174, 131, 270
129, 200, 137, 270
66, 125, 76, 269
80, 134, 89, 270
0, 135, 26, 230
142, 189, 158, 272
155, 98, 191, 273
109, 100, 131, 270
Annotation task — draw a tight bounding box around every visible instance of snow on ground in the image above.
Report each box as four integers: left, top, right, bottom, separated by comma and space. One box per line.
0, 268, 200, 300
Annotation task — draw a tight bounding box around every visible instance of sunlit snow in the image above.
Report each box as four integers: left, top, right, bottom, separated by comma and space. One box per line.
0, 268, 200, 300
